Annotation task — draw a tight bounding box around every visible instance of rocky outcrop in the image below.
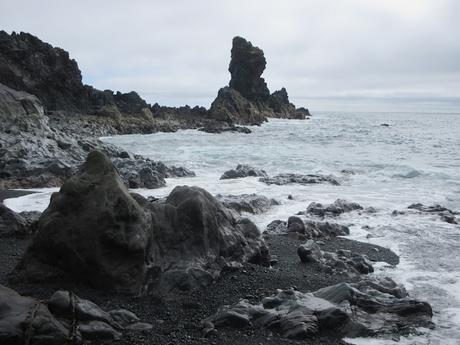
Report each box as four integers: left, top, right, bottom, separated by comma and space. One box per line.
228, 36, 270, 102
0, 82, 192, 189
406, 203, 458, 224
220, 164, 268, 180
298, 240, 374, 276
0, 284, 151, 344
203, 278, 432, 339
198, 121, 252, 134
260, 173, 340, 186
13, 151, 269, 294
208, 37, 310, 124
0, 31, 153, 117
216, 194, 279, 214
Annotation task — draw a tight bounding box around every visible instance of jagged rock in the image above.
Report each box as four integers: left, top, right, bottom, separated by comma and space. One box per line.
298, 242, 374, 276
13, 151, 269, 293
204, 279, 432, 339
216, 194, 278, 214
287, 216, 305, 233
407, 203, 458, 224
304, 220, 350, 237
268, 88, 309, 119
208, 87, 267, 125
264, 218, 349, 238
265, 220, 288, 234
198, 121, 253, 133
260, 173, 339, 186
228, 36, 270, 102
306, 199, 364, 217
0, 203, 40, 237
220, 164, 268, 180
0, 31, 152, 117
0, 285, 151, 344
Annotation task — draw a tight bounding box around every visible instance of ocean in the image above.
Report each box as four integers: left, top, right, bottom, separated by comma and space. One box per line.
6, 112, 460, 344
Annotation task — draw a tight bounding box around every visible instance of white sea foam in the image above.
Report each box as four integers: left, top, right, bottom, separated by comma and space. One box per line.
6, 112, 460, 343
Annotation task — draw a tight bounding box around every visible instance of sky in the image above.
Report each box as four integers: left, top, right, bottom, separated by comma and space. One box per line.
1, 0, 459, 112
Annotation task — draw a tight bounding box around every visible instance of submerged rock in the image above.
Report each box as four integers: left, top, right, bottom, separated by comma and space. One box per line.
13, 151, 269, 294
0, 284, 150, 344
203, 278, 432, 339
220, 164, 268, 180
306, 199, 364, 218
407, 203, 458, 224
260, 173, 339, 186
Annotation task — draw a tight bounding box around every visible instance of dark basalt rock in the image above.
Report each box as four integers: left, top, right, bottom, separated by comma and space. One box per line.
298, 240, 374, 276
13, 151, 269, 294
208, 37, 311, 124
264, 218, 349, 238
407, 203, 458, 224
0, 31, 151, 117
198, 120, 253, 133
216, 194, 279, 214
228, 36, 270, 102
203, 278, 432, 339
220, 164, 268, 180
0, 284, 151, 344
0, 203, 40, 237
259, 173, 340, 186
306, 199, 364, 218
208, 86, 267, 125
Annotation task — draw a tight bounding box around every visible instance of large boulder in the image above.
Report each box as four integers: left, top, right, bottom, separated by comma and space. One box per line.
13, 151, 269, 294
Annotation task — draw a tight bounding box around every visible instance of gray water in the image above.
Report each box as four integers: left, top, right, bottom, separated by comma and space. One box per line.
8, 112, 460, 344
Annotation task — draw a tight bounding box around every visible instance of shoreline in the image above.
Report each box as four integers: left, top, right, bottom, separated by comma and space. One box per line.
0, 232, 398, 345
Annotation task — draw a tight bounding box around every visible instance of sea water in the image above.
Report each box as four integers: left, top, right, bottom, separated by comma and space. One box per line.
6, 112, 460, 344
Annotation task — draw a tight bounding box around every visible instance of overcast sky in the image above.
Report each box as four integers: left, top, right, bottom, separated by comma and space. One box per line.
1, 0, 459, 112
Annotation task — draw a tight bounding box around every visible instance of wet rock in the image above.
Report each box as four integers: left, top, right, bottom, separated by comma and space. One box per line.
204, 279, 432, 339
407, 203, 458, 224
297, 240, 323, 263
264, 220, 288, 234
287, 216, 306, 233
220, 164, 268, 180
0, 284, 150, 344
13, 151, 269, 293
198, 122, 252, 134
306, 199, 363, 218
0, 203, 39, 237
216, 194, 278, 214
260, 173, 339, 186
304, 220, 350, 237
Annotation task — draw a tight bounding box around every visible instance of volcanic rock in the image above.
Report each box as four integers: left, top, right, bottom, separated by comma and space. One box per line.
203, 278, 432, 339
220, 164, 268, 180
13, 151, 269, 293
0, 284, 151, 344
306, 199, 364, 217
216, 194, 279, 214
260, 173, 340, 186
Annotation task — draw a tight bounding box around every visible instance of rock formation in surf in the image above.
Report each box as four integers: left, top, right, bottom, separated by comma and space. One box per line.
13, 151, 270, 294
208, 36, 310, 124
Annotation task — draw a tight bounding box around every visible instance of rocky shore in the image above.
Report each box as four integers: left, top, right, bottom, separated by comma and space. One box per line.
0, 30, 435, 345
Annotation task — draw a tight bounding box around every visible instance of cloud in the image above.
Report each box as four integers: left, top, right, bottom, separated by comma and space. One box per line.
1, 0, 459, 112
